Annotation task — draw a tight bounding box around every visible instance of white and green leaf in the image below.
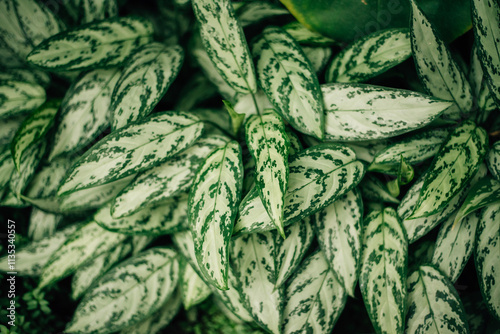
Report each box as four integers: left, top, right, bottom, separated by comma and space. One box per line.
28, 208, 62, 241
253, 26, 324, 140
470, 44, 497, 123
26, 156, 76, 200
283, 21, 336, 46
235, 1, 289, 28
0, 145, 15, 191
0, 114, 26, 146
0, 68, 51, 88
488, 141, 500, 181
301, 46, 332, 75
454, 177, 500, 226
181, 262, 212, 310
0, 80, 46, 118
80, 0, 118, 24
9, 140, 46, 195
360, 174, 400, 204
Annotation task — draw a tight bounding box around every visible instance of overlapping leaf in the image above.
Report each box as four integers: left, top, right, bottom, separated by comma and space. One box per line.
301, 46, 332, 74
181, 262, 212, 310
253, 26, 324, 139
322, 83, 453, 141
0, 68, 50, 88
360, 174, 400, 204
80, 0, 118, 24
360, 207, 408, 334
0, 115, 26, 146
28, 208, 62, 240
454, 177, 500, 225
58, 112, 204, 195
111, 43, 184, 129
470, 44, 497, 123
0, 146, 15, 192
27, 16, 154, 71
9, 140, 46, 196
0, 80, 46, 118
66, 248, 180, 334
283, 21, 336, 46
488, 142, 500, 181
235, 1, 289, 28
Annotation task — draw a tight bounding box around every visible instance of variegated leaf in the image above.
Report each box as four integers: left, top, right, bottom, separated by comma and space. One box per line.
253, 26, 324, 140
26, 156, 75, 200
0, 80, 45, 118
28, 208, 62, 241
285, 127, 303, 157
345, 139, 391, 164
96, 196, 188, 235
235, 1, 289, 28
470, 44, 497, 123
191, 0, 257, 94
360, 207, 408, 334
111, 43, 184, 129
488, 141, 500, 181
312, 189, 363, 297
9, 140, 46, 195
11, 100, 58, 171
322, 83, 453, 141
472, 0, 500, 105
283, 21, 336, 46
66, 248, 180, 334
302, 46, 332, 75
80, 0, 118, 24
405, 265, 470, 333
454, 177, 500, 225
408, 239, 435, 269
0, 145, 15, 191
39, 221, 128, 289
360, 174, 400, 204
475, 202, 500, 319
58, 112, 204, 195
181, 262, 212, 310
0, 224, 78, 276
112, 135, 228, 218
233, 90, 273, 119
188, 141, 242, 290
27, 17, 153, 71
0, 115, 26, 146
235, 144, 365, 234
50, 68, 121, 160
0, 68, 50, 88
432, 211, 480, 283
71, 242, 132, 300
283, 250, 346, 334
189, 109, 232, 135
245, 110, 289, 236
409, 121, 488, 219
326, 28, 411, 83
231, 232, 284, 334
410, 0, 473, 120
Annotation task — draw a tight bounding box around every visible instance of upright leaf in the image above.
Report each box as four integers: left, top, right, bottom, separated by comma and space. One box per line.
80, 0, 118, 24
253, 26, 324, 140
0, 80, 46, 118
410, 0, 473, 120
191, 0, 257, 93
245, 110, 289, 236
181, 262, 212, 310
488, 141, 500, 181
360, 207, 408, 334
0, 146, 15, 191
27, 17, 154, 71
454, 177, 500, 225
28, 208, 62, 240
188, 141, 243, 290
9, 139, 46, 195
111, 43, 184, 130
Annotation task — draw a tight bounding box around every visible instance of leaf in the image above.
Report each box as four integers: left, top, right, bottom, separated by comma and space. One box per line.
11, 100, 58, 171
222, 100, 245, 136
66, 248, 180, 334
245, 110, 289, 236
0, 146, 15, 191
470, 44, 497, 123
96, 196, 188, 235
26, 156, 75, 200
28, 208, 62, 240
80, 0, 118, 24
235, 2, 290, 28
431, 211, 479, 283
49, 68, 121, 160
301, 46, 332, 74
111, 135, 228, 218
39, 221, 128, 289
359, 207, 408, 334
405, 265, 470, 333
285, 127, 303, 157
58, 111, 204, 195
191, 0, 257, 94
27, 16, 154, 71
0, 224, 78, 276
181, 262, 212, 310
475, 202, 500, 320
235, 143, 365, 234
9, 140, 46, 195
488, 141, 500, 181
0, 80, 46, 118
322, 83, 453, 141
188, 141, 243, 290
71, 242, 132, 300
360, 174, 400, 204
408, 121, 489, 219
311, 189, 363, 297
410, 0, 473, 120
0, 114, 26, 146
283, 21, 336, 46
471, 0, 500, 105
253, 26, 324, 140
326, 28, 411, 83
454, 177, 500, 226
111, 43, 184, 130
0, 68, 51, 88
282, 250, 347, 334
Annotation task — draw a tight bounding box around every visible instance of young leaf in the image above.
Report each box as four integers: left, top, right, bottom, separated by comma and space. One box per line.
181, 262, 212, 310
188, 141, 243, 290
322, 83, 453, 141
360, 207, 408, 334
253, 26, 324, 140
471, 0, 500, 105
245, 110, 289, 236
50, 68, 121, 161
326, 28, 411, 83
80, 0, 118, 24
405, 265, 470, 333
111, 43, 184, 130
66, 248, 180, 334
58, 111, 204, 195
191, 0, 257, 94
301, 46, 332, 74
454, 177, 500, 226
410, 0, 473, 120
223, 100, 245, 136
409, 121, 488, 218
235, 1, 289, 28
0, 80, 46, 118
312, 189, 363, 297
11, 100, 58, 171
111, 135, 227, 218
475, 202, 500, 320
96, 196, 188, 235
488, 141, 500, 181
283, 250, 347, 334
27, 16, 154, 71
39, 221, 128, 289
235, 143, 365, 234
283, 21, 336, 46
